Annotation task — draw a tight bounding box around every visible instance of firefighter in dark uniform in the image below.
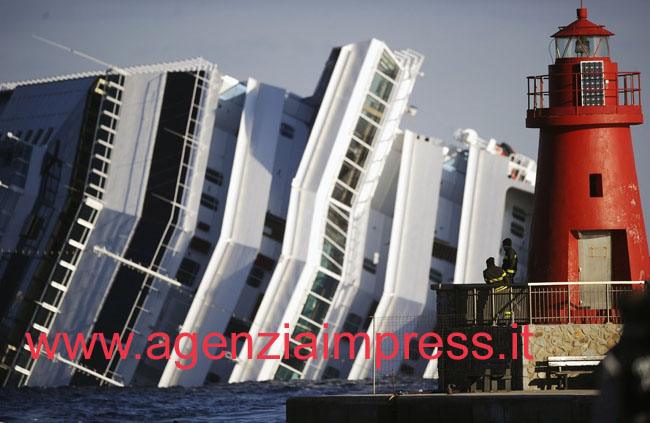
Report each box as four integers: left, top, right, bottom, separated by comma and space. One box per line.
479, 257, 507, 324
483, 257, 506, 285
501, 238, 517, 284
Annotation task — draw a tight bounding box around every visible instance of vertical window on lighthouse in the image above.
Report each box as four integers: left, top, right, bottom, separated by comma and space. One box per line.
590, 174, 603, 197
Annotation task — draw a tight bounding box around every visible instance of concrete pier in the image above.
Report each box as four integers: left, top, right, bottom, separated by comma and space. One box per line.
287, 391, 597, 423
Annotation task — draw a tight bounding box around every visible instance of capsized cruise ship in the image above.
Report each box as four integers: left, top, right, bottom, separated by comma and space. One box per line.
0, 38, 535, 387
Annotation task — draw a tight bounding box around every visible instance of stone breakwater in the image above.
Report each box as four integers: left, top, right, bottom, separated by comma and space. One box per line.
522, 323, 622, 389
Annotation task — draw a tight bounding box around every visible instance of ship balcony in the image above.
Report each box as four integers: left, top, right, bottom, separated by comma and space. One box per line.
526, 71, 642, 126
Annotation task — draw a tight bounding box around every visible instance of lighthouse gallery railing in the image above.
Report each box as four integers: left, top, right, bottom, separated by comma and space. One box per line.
527, 71, 641, 114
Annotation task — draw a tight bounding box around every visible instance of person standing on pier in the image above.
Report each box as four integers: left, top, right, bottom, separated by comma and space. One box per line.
501, 238, 517, 284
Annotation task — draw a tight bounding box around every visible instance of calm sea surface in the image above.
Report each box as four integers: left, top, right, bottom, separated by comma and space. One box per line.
0, 378, 437, 422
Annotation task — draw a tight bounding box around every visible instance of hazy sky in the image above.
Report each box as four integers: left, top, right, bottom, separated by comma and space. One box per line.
1, 0, 649, 241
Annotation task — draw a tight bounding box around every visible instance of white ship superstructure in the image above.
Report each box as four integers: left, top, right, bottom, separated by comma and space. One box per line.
0, 58, 225, 387
157, 78, 315, 387
229, 40, 424, 382
0, 39, 537, 388
347, 129, 536, 381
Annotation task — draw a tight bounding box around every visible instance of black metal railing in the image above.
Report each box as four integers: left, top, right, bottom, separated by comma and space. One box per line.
433, 281, 647, 327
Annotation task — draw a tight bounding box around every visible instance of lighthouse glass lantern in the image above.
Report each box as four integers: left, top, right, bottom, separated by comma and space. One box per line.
555, 35, 609, 58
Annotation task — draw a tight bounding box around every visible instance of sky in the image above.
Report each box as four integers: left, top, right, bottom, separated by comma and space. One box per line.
1, 0, 649, 242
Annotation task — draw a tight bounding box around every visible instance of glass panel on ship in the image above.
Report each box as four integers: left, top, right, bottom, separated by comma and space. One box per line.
293, 317, 320, 338
311, 271, 339, 300
337, 161, 362, 190
361, 96, 385, 123
353, 116, 378, 146
332, 182, 354, 206
274, 49, 401, 380
325, 222, 346, 250
346, 139, 371, 167
282, 340, 308, 372
327, 203, 349, 233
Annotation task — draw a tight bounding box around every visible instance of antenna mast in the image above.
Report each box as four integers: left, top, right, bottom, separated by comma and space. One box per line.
32, 35, 128, 75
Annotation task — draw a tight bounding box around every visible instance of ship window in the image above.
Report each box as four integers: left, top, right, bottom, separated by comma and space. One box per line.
274, 365, 300, 381
189, 236, 211, 253
342, 313, 362, 334
293, 318, 320, 339
282, 341, 307, 371
510, 222, 525, 238
590, 173, 603, 197
224, 316, 251, 337
311, 271, 339, 300
254, 253, 276, 271
176, 258, 201, 286
337, 161, 362, 190
197, 221, 211, 232
346, 139, 370, 167
325, 223, 346, 249
361, 95, 385, 124
322, 239, 344, 266
332, 182, 354, 206
512, 205, 527, 222
429, 268, 442, 284
377, 50, 399, 80
320, 254, 342, 275
280, 123, 295, 139
432, 238, 457, 264
369, 73, 393, 102
263, 212, 286, 242
353, 116, 378, 146
327, 205, 349, 233
205, 168, 223, 186
301, 294, 330, 324
363, 258, 377, 274
246, 265, 265, 288
200, 193, 219, 211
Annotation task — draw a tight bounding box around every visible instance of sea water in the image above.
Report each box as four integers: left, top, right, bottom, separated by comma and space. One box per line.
0, 377, 436, 422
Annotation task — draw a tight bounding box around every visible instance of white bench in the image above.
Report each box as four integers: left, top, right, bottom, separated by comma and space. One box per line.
547, 355, 605, 390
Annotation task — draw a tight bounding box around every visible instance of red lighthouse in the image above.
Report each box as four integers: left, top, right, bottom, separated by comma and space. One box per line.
526, 8, 650, 284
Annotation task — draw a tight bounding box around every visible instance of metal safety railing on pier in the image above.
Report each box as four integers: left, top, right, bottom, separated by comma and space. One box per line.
365, 281, 647, 392
434, 281, 647, 327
